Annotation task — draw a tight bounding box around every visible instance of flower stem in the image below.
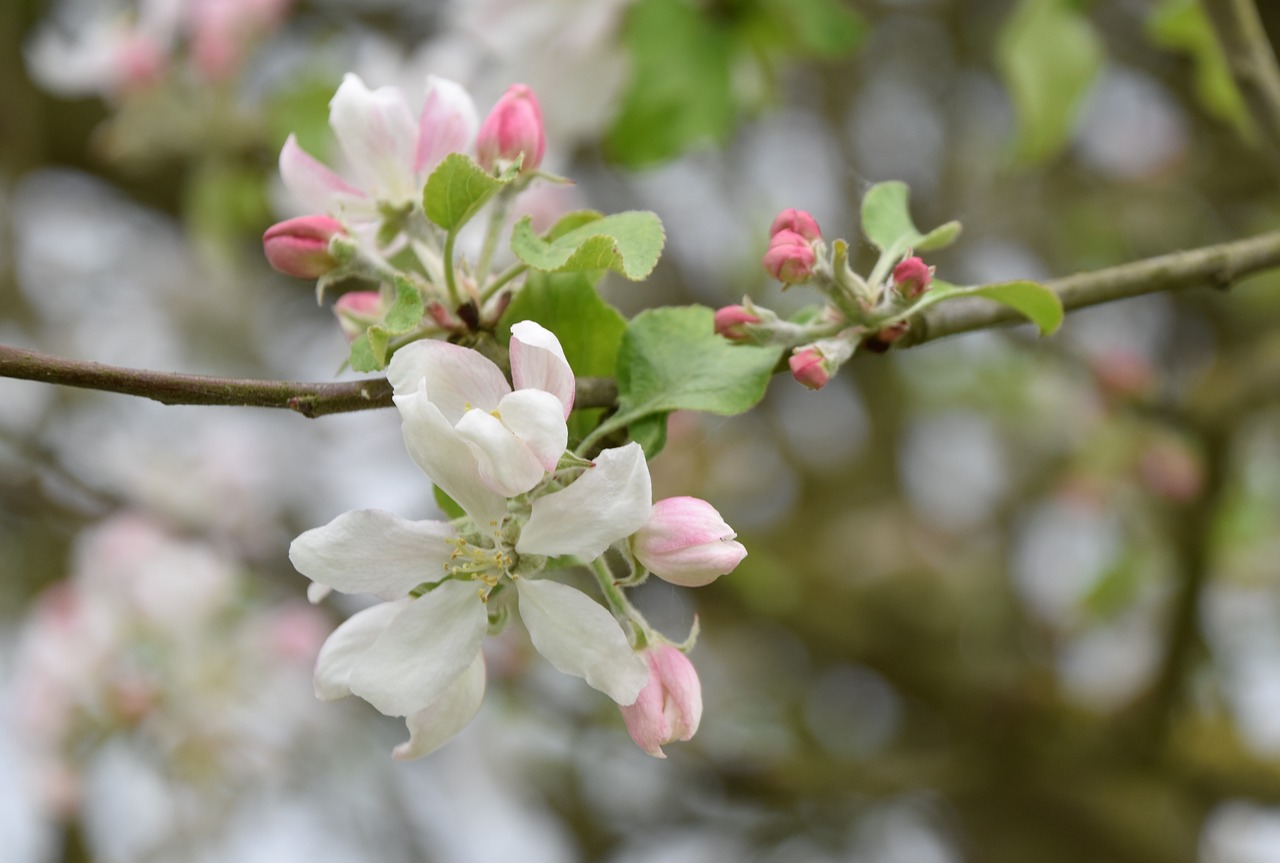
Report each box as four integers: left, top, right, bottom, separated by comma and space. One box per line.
475, 189, 514, 288
442, 230, 461, 306
591, 557, 650, 648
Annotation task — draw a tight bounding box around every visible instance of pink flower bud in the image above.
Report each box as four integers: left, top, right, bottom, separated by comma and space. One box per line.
333, 291, 384, 343
714, 305, 762, 341
263, 215, 345, 278
763, 230, 816, 283
789, 346, 832, 390
477, 84, 546, 173
893, 256, 933, 299
769, 208, 821, 243
619, 645, 702, 758
632, 496, 747, 587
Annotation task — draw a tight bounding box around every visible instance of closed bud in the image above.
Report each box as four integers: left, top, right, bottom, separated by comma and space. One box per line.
763, 230, 816, 283
632, 496, 746, 587
789, 345, 833, 390
714, 305, 762, 341
263, 215, 345, 279
333, 291, 384, 343
619, 645, 703, 758
769, 208, 821, 243
476, 84, 546, 173
893, 256, 933, 299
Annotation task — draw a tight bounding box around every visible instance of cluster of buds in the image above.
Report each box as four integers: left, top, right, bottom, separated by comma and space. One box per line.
716, 208, 938, 390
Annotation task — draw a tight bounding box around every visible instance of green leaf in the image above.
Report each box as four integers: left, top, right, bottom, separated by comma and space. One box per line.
544, 210, 605, 241
606, 0, 735, 166
423, 153, 512, 231
996, 0, 1104, 164
498, 270, 628, 442
760, 0, 865, 58
382, 277, 425, 334
860, 182, 961, 256
1147, 0, 1253, 141
908, 279, 1064, 335
510, 211, 665, 280
615, 307, 782, 456
348, 333, 381, 373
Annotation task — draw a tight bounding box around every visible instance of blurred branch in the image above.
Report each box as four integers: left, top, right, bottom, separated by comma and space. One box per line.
904, 228, 1280, 346
0, 345, 619, 418
1203, 0, 1280, 158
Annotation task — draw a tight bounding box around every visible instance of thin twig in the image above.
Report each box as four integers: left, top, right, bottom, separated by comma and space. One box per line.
902, 228, 1280, 347
1203, 0, 1280, 158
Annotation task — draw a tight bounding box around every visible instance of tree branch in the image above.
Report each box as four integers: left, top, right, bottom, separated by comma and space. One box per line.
1203, 0, 1280, 158
0, 345, 619, 418
4, 230, 1280, 415
903, 228, 1280, 347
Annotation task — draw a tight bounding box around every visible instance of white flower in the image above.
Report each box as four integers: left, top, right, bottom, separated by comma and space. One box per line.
289, 322, 656, 758
279, 72, 478, 222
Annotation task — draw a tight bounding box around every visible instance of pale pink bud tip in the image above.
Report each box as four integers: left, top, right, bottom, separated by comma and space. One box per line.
769, 208, 821, 243
763, 230, 816, 283
714, 305, 762, 341
263, 215, 345, 279
893, 256, 933, 298
789, 347, 831, 390
333, 291, 385, 343
477, 84, 546, 173
619, 646, 703, 758
632, 496, 747, 587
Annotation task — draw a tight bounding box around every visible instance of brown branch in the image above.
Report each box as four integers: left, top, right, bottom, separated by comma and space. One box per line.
1203, 0, 1280, 158
0, 345, 619, 418
902, 228, 1280, 347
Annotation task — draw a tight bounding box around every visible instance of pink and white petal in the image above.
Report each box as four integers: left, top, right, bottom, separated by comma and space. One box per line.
414, 74, 479, 179
516, 442, 652, 561
619, 673, 669, 758
454, 408, 547, 498
289, 509, 456, 600
387, 339, 511, 419
314, 600, 407, 702
394, 388, 507, 527
349, 579, 487, 717
510, 321, 575, 416
515, 579, 648, 705
329, 73, 419, 204
495, 389, 567, 471
393, 652, 486, 761
654, 647, 702, 739
279, 134, 366, 215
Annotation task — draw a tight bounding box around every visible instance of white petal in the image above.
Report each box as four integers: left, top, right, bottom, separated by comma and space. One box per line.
386, 339, 511, 419
510, 321, 575, 417
515, 579, 647, 705
350, 579, 488, 717
279, 134, 366, 215
516, 443, 652, 560
415, 75, 479, 178
329, 73, 419, 204
454, 408, 547, 498
314, 600, 407, 702
289, 510, 456, 600
393, 652, 486, 760
497, 389, 568, 471
394, 388, 508, 527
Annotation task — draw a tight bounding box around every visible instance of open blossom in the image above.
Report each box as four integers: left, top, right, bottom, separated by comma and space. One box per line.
290, 322, 662, 759
279, 72, 478, 223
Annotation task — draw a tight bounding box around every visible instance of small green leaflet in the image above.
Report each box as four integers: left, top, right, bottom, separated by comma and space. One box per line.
908, 279, 1064, 335
345, 278, 424, 371
510, 211, 665, 281
860, 181, 962, 256
423, 153, 516, 231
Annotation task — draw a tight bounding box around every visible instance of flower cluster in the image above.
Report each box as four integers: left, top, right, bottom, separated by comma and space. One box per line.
263, 73, 553, 360
717, 207, 938, 390
290, 322, 745, 759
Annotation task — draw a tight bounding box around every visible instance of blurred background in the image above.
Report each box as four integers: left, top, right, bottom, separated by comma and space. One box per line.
3, 0, 1280, 860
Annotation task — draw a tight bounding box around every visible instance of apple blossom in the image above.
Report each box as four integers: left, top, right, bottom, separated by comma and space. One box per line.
714, 305, 762, 341
631, 496, 746, 587
892, 255, 933, 299
332, 290, 384, 343
789, 345, 833, 390
769, 208, 822, 243
619, 645, 703, 758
